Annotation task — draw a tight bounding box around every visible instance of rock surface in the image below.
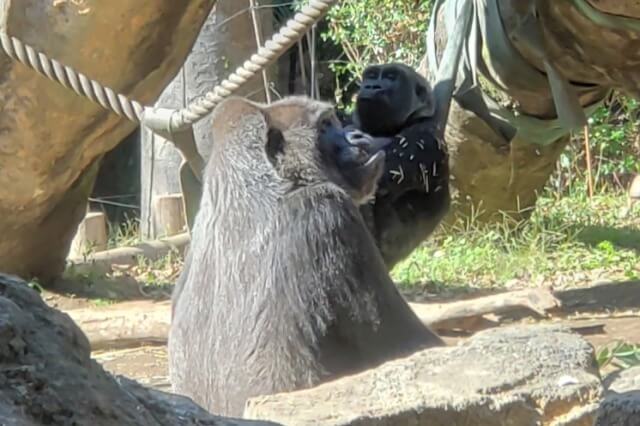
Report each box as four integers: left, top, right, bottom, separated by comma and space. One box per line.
0, 0, 215, 282
428, 1, 640, 223
595, 366, 640, 426
245, 325, 603, 426
0, 273, 278, 426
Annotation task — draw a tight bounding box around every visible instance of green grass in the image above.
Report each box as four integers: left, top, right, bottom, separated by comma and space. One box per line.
391, 191, 640, 292
107, 215, 141, 249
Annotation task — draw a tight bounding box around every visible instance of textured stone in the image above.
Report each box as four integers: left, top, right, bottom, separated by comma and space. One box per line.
245, 325, 603, 426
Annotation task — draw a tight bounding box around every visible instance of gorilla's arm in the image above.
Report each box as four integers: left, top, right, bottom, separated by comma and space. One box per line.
376, 120, 447, 198
362, 119, 450, 268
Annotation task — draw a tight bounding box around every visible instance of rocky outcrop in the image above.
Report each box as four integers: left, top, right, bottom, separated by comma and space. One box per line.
0, 0, 215, 282
0, 273, 278, 425
245, 325, 603, 425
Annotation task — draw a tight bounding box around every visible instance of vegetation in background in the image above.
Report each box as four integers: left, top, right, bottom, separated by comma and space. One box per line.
322, 0, 433, 109
550, 95, 640, 196
391, 193, 640, 292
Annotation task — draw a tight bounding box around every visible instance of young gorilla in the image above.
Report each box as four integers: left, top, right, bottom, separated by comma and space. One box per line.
169, 96, 443, 417
349, 62, 451, 269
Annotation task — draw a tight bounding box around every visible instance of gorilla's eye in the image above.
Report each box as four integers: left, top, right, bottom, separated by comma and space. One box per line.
384, 72, 397, 81
320, 118, 332, 131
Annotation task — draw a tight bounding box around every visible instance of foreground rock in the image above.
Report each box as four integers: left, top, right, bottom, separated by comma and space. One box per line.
0, 273, 277, 425
595, 366, 640, 425
245, 325, 602, 425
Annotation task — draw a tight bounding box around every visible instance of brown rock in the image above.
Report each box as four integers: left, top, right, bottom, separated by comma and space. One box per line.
0, 0, 215, 282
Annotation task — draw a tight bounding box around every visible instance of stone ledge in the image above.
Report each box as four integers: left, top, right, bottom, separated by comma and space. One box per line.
245, 325, 603, 426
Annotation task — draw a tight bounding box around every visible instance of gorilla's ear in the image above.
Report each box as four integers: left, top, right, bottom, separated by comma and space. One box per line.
416, 84, 427, 102
351, 109, 362, 129
415, 82, 436, 118
265, 127, 286, 168
211, 97, 269, 145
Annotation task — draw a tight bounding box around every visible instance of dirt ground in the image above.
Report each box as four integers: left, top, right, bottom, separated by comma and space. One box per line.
44, 277, 640, 392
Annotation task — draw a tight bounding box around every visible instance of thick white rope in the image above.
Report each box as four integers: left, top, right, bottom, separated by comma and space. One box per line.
0, 31, 145, 122
170, 0, 337, 130
0, 0, 338, 128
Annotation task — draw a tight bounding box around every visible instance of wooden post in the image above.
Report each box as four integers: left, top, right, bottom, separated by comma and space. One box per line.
154, 193, 187, 237
584, 125, 594, 199
68, 211, 108, 259
630, 175, 640, 200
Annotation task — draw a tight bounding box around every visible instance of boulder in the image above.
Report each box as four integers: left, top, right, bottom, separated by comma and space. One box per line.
426, 1, 640, 223
0, 0, 215, 283
0, 273, 278, 426
245, 325, 603, 426
595, 366, 640, 426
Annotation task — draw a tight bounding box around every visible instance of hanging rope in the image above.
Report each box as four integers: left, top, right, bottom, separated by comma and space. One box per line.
169, 0, 337, 131
0, 31, 145, 122
0, 0, 338, 129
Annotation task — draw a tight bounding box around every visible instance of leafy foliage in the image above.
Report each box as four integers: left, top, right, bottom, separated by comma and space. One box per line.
321, 0, 433, 108
551, 94, 640, 196
598, 341, 640, 370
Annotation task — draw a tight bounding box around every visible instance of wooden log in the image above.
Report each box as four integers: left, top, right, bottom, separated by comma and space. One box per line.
68, 211, 108, 259
410, 288, 562, 333
64, 288, 562, 351
154, 193, 186, 237
67, 232, 190, 276
629, 175, 640, 199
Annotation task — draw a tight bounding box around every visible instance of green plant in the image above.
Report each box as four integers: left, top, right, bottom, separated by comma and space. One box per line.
322, 0, 433, 108
597, 341, 640, 370
26, 279, 43, 294
390, 191, 640, 290
107, 215, 140, 249
551, 93, 640, 198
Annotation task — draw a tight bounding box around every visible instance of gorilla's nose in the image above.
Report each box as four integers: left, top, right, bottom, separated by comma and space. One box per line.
363, 83, 382, 91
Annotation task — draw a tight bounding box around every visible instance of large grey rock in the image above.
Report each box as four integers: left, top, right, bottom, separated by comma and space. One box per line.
245, 325, 602, 426
0, 273, 278, 426
0, 0, 215, 283
595, 366, 640, 426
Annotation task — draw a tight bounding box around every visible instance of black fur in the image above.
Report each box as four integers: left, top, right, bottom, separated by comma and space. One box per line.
352, 63, 450, 268
169, 96, 443, 417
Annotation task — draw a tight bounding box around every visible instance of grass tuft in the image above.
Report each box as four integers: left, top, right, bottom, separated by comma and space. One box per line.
391, 191, 640, 292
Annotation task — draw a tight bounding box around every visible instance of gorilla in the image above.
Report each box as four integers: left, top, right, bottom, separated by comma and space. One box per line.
169, 96, 443, 417
350, 62, 451, 269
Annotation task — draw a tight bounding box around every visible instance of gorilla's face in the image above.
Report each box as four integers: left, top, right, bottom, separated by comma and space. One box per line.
355, 63, 431, 136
